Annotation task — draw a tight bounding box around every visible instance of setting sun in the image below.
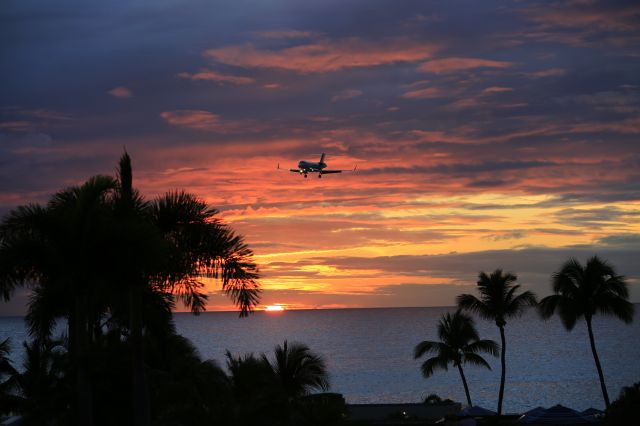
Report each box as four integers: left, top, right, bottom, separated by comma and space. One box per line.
264, 305, 285, 312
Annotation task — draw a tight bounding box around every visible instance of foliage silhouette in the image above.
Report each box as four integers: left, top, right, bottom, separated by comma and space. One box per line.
457, 269, 536, 414
7, 338, 71, 425
414, 310, 498, 406
538, 256, 633, 409
0, 338, 20, 416
267, 340, 330, 400
224, 340, 334, 426
606, 382, 640, 425
0, 153, 261, 425
0, 175, 118, 425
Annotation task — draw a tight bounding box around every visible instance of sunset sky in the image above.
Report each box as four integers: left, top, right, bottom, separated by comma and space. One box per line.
1, 0, 639, 313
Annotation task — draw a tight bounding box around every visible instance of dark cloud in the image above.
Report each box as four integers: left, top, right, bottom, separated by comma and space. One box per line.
310, 246, 640, 298
553, 206, 640, 228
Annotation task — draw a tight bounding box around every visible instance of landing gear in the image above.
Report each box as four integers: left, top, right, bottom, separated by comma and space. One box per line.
304, 174, 308, 178
318, 174, 322, 179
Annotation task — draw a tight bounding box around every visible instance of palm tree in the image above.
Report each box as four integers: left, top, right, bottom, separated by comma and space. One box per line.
538, 256, 633, 409
457, 269, 537, 414
113, 153, 261, 426
225, 351, 276, 425
414, 310, 498, 406
266, 340, 329, 401
0, 153, 262, 425
0, 175, 118, 426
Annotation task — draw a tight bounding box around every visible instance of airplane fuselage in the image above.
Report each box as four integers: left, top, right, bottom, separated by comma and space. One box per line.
297, 160, 327, 172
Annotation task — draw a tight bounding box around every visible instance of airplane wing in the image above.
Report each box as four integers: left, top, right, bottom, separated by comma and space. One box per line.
277, 163, 301, 173
322, 165, 357, 174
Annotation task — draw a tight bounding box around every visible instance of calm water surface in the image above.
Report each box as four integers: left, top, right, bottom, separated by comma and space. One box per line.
1, 306, 639, 413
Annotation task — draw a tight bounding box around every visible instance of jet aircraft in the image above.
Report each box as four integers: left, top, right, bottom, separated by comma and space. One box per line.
278, 153, 356, 178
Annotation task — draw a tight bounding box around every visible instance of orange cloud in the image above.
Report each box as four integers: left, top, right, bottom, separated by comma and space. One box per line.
160, 110, 223, 131
401, 87, 447, 99
331, 89, 363, 102
523, 3, 640, 33
482, 86, 513, 94
0, 121, 34, 132
257, 29, 319, 39
419, 57, 513, 73
204, 39, 441, 73
107, 86, 132, 98
525, 68, 567, 78
444, 98, 481, 111
177, 69, 255, 85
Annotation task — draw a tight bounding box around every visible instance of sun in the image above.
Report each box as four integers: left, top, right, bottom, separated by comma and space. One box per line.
264, 305, 285, 312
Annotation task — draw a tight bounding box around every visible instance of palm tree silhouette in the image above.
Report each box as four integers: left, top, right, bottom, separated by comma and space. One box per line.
114, 152, 262, 426
9, 339, 70, 425
414, 310, 498, 406
266, 340, 330, 401
0, 175, 118, 425
0, 338, 20, 416
223, 342, 329, 426
0, 153, 261, 425
538, 256, 633, 409
457, 269, 536, 414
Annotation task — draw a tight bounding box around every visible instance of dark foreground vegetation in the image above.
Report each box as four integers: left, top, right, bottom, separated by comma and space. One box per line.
0, 153, 637, 426
0, 332, 344, 426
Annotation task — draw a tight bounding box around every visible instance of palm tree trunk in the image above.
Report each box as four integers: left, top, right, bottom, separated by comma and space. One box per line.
457, 364, 472, 406
75, 294, 93, 426
130, 287, 150, 426
497, 325, 506, 415
585, 316, 610, 409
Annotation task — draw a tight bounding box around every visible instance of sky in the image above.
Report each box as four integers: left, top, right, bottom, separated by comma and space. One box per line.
1, 0, 640, 314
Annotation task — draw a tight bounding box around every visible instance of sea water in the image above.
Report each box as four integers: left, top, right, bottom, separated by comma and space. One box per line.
2, 306, 639, 413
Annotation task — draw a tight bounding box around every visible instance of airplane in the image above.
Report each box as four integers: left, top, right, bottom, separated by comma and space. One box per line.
278, 153, 356, 178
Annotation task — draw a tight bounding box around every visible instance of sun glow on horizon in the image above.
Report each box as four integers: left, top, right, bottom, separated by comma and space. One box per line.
264, 304, 286, 312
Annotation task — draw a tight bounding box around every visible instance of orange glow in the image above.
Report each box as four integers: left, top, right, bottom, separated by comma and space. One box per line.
264, 304, 286, 312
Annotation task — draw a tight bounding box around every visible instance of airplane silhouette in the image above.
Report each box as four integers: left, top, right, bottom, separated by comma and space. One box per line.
278, 153, 356, 178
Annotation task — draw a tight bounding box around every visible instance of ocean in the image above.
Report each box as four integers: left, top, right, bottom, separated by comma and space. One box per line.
1, 306, 639, 413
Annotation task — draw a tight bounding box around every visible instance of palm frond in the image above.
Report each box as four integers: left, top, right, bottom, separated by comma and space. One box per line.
538, 295, 562, 319
420, 356, 449, 378
414, 341, 441, 359
552, 258, 583, 293
457, 293, 493, 321
505, 290, 537, 318
270, 340, 329, 397
465, 339, 499, 357
26, 284, 66, 340
596, 293, 634, 323
462, 353, 492, 370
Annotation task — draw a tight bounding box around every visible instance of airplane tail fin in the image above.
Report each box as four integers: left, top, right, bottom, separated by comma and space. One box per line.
319, 153, 326, 164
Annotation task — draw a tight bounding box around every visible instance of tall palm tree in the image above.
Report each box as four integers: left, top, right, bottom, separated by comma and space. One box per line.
538, 256, 633, 409
0, 175, 118, 426
265, 340, 329, 401
414, 310, 498, 406
457, 269, 537, 414
113, 153, 261, 426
